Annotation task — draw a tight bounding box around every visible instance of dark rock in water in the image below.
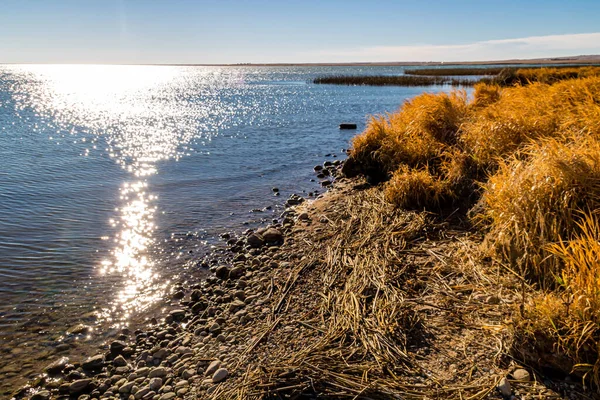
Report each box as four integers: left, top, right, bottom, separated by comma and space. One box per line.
247, 233, 265, 248
262, 228, 283, 243
285, 194, 305, 207
110, 340, 127, 355
339, 123, 357, 130
323, 161, 333, 167
272, 187, 279, 192
67, 324, 90, 335
321, 180, 332, 187
44, 356, 69, 374
69, 379, 92, 394
172, 290, 185, 300
313, 165, 323, 171
215, 265, 230, 279
316, 173, 325, 179
220, 233, 231, 240
82, 354, 104, 371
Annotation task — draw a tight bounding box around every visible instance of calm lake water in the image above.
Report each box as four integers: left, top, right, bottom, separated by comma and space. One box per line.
0, 65, 462, 392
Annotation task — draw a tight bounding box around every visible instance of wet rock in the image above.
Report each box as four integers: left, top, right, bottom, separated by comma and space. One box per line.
247, 234, 265, 248
272, 187, 279, 193
285, 194, 305, 207
172, 290, 185, 300
82, 354, 104, 371
321, 180, 332, 187
512, 368, 531, 382
67, 324, 90, 335
497, 377, 511, 397
262, 228, 283, 243
44, 356, 69, 374
313, 165, 323, 171
69, 379, 92, 395
110, 340, 127, 355
212, 368, 229, 383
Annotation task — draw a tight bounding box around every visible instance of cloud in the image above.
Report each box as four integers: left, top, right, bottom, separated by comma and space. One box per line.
311, 32, 600, 62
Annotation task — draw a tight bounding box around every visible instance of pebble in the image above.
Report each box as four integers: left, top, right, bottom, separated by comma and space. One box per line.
512, 368, 531, 382
205, 360, 221, 376
212, 368, 229, 383
82, 354, 104, 371
30, 390, 51, 400
113, 355, 128, 367
159, 392, 176, 400
262, 228, 283, 243
69, 379, 92, 395
110, 340, 127, 355
44, 356, 69, 374
148, 367, 168, 378
119, 381, 135, 394
170, 309, 186, 321
497, 377, 511, 397
247, 233, 265, 248
149, 377, 163, 391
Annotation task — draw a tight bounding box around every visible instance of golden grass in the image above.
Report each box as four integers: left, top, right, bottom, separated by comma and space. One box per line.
344, 72, 600, 389
384, 166, 450, 210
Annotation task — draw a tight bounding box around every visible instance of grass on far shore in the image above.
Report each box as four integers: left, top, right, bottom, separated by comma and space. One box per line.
342, 68, 600, 390
314, 65, 600, 87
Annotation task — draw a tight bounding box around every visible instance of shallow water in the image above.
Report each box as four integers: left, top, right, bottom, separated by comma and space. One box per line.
0, 64, 461, 392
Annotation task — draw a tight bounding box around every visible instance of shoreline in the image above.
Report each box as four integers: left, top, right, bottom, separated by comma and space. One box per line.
11, 158, 587, 399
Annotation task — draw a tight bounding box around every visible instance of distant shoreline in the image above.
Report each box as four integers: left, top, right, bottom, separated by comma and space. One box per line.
2, 55, 600, 67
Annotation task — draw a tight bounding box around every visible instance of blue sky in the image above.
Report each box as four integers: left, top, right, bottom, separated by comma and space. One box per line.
2, 0, 600, 64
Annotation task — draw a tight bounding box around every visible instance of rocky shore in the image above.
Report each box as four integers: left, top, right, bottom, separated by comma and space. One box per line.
9, 157, 589, 400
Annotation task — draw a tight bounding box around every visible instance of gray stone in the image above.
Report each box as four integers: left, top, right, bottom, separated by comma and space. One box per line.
512, 368, 531, 382
134, 387, 151, 400
170, 309, 186, 321
119, 381, 135, 394
208, 322, 221, 334
212, 368, 228, 383
215, 265, 230, 280
159, 393, 176, 400
69, 379, 92, 395
110, 340, 127, 355
497, 377, 511, 397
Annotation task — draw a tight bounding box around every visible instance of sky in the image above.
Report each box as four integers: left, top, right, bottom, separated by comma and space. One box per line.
1, 0, 600, 64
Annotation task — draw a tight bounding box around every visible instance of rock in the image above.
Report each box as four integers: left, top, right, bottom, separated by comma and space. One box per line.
159, 393, 176, 400
148, 367, 168, 378
113, 355, 127, 367
119, 381, 135, 394
191, 301, 207, 314
262, 228, 283, 243
69, 379, 92, 395
181, 369, 195, 379
67, 324, 90, 335
176, 346, 193, 355
110, 340, 127, 355
44, 356, 69, 374
228, 265, 245, 279
497, 377, 511, 397
247, 234, 265, 248
321, 180, 332, 187
215, 265, 230, 279
272, 187, 279, 193
339, 123, 357, 130
134, 387, 151, 399
298, 212, 310, 221
82, 354, 104, 371
313, 165, 323, 171
149, 377, 163, 391
512, 368, 531, 382
31, 390, 51, 400
170, 309, 186, 321
208, 322, 221, 334
212, 368, 229, 383
205, 360, 221, 376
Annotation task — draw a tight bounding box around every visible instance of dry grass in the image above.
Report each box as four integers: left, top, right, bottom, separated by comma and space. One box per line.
343, 73, 600, 390
384, 166, 450, 210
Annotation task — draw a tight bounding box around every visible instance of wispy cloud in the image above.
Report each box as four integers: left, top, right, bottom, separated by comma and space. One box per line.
310, 32, 600, 62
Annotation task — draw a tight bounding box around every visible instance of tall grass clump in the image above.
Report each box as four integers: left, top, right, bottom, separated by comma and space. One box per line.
479, 138, 600, 286
384, 166, 450, 210
346, 91, 469, 182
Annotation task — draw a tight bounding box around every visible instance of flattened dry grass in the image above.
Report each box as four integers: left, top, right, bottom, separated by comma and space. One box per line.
345, 73, 600, 389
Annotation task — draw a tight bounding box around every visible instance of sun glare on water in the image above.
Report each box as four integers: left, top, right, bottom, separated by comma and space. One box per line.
10, 64, 213, 326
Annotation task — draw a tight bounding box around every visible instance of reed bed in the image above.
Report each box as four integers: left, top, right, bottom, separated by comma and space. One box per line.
313, 75, 478, 87
404, 67, 507, 76
342, 70, 600, 390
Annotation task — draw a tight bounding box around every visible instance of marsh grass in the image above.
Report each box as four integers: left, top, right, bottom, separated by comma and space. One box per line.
313, 75, 478, 87
344, 72, 600, 388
